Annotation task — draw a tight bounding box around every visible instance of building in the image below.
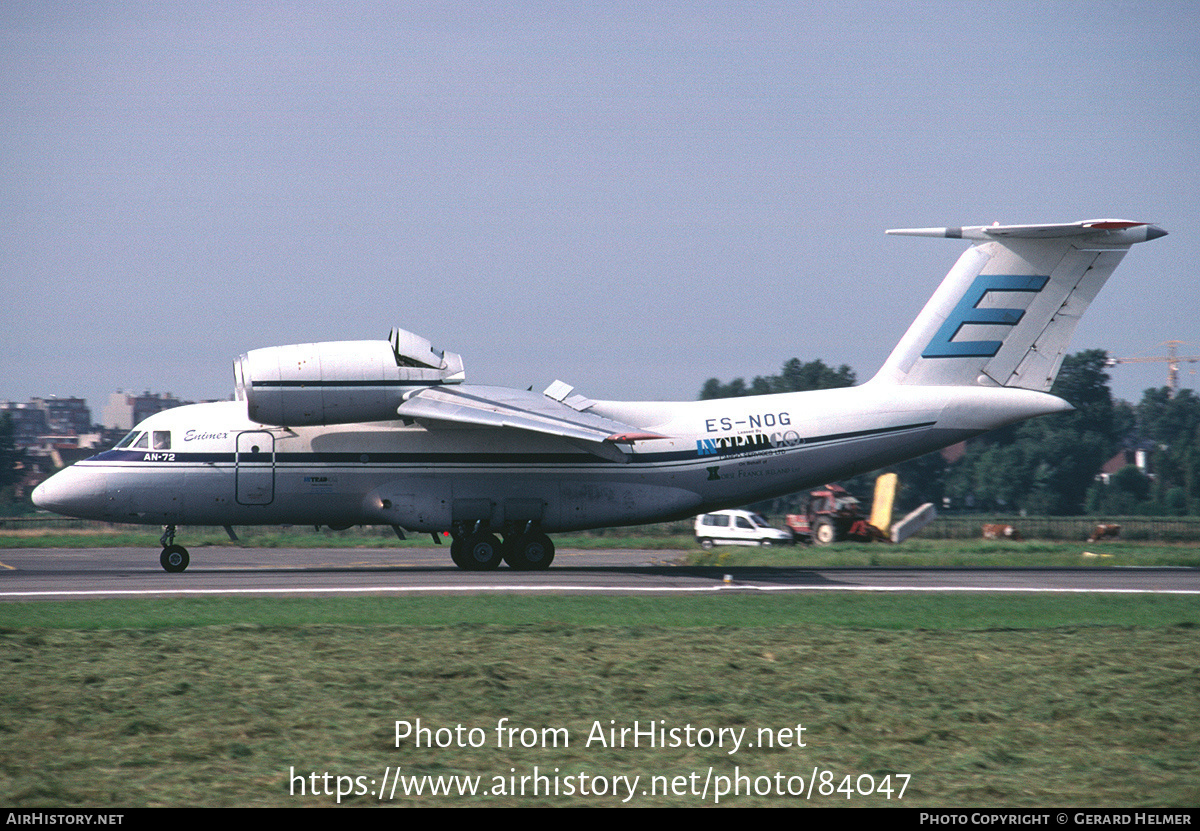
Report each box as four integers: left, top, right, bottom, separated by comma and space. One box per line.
2, 398, 91, 446
102, 391, 184, 431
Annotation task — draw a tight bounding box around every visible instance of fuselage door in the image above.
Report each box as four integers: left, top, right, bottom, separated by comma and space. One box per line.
235, 431, 275, 505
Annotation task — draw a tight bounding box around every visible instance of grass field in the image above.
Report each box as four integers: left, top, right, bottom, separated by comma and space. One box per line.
3, 521, 1200, 568
686, 538, 1200, 569
1, 592, 1197, 807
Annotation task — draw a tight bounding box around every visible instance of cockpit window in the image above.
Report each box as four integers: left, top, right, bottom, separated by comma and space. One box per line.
114, 431, 141, 449
152, 431, 171, 450
131, 432, 149, 449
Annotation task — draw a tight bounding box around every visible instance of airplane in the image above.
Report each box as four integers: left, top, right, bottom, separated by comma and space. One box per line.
32, 219, 1166, 572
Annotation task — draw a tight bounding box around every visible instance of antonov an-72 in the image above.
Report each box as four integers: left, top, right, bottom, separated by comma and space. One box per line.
33, 219, 1166, 572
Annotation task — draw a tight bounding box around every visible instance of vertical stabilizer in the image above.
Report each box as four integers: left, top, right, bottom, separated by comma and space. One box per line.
870, 220, 1165, 391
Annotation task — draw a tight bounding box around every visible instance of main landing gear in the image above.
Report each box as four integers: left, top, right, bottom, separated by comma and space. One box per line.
448, 523, 555, 571
159, 525, 189, 573
152, 522, 552, 573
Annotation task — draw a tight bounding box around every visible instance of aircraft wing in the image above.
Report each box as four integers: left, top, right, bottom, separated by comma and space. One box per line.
395, 383, 663, 462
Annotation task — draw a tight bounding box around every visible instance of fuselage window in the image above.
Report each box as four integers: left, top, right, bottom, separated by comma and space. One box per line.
131, 432, 150, 449
152, 431, 171, 450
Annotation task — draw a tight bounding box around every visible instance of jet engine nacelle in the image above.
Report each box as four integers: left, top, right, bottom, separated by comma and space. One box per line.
235, 328, 465, 426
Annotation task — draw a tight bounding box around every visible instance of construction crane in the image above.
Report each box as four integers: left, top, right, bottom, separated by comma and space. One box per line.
1106, 341, 1200, 398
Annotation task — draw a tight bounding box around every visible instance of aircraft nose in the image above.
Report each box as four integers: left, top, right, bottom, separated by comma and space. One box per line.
32, 467, 105, 518
31, 478, 56, 510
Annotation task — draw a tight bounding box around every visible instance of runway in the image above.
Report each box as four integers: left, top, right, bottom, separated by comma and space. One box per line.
1, 547, 1198, 600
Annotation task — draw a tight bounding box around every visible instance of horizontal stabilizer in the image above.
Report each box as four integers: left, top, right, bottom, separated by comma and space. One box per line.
887, 219, 1166, 245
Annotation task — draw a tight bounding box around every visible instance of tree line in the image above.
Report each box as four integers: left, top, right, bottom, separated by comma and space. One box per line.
699, 350, 1200, 517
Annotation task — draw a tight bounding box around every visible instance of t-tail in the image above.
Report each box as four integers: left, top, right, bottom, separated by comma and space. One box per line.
870, 219, 1166, 390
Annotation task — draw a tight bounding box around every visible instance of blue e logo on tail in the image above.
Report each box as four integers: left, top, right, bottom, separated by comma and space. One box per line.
922, 274, 1049, 358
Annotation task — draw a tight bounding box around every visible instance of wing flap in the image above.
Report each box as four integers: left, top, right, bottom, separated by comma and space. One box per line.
395, 384, 663, 460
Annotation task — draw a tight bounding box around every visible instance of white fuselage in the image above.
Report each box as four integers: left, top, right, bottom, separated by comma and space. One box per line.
29, 217, 1166, 572
32, 383, 1069, 533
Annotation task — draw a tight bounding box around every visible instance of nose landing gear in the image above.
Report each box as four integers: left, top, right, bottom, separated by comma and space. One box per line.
159, 525, 190, 573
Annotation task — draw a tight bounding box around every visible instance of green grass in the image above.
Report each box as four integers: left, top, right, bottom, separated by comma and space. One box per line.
687, 538, 1200, 568
0, 594, 1197, 807
0, 593, 1196, 631
5, 523, 1200, 567
0, 526, 694, 551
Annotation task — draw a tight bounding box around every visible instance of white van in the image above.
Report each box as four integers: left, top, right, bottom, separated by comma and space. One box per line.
694, 510, 793, 549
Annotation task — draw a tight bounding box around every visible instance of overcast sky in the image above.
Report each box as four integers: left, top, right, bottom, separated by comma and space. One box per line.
4, 1, 1198, 415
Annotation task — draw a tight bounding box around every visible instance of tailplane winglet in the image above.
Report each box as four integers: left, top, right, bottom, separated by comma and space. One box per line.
872, 219, 1166, 391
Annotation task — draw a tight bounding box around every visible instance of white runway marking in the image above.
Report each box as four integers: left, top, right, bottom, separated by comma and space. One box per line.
2, 584, 1198, 599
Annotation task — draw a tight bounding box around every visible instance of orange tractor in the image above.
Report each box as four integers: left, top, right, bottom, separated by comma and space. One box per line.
785, 483, 890, 545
